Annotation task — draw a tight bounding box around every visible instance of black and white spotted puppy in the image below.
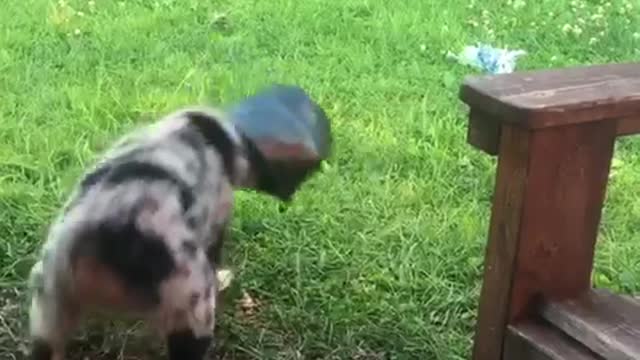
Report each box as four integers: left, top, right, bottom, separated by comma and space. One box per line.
27, 106, 276, 360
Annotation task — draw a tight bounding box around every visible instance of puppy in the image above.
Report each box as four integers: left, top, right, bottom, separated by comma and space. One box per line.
27, 106, 276, 360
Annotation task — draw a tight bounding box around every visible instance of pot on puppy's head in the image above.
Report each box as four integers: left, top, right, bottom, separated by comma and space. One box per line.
228, 84, 332, 201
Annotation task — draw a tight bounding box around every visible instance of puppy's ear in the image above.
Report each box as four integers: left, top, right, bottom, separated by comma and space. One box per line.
237, 134, 289, 200
184, 109, 285, 196
184, 106, 320, 201
184, 109, 242, 182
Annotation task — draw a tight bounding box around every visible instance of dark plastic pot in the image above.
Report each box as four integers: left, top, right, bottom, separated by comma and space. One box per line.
228, 84, 332, 200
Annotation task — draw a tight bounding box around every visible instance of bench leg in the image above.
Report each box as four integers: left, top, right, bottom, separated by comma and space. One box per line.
471, 120, 617, 360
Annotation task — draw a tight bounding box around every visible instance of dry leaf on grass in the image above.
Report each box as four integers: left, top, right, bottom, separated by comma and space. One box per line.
352, 349, 386, 360
235, 290, 261, 322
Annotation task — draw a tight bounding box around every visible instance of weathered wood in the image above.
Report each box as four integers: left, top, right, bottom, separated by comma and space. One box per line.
460, 63, 640, 130
615, 115, 640, 136
540, 289, 640, 360
470, 115, 640, 156
471, 124, 531, 360
463, 63, 640, 360
504, 321, 603, 360
467, 109, 501, 155
507, 120, 617, 321
471, 120, 617, 360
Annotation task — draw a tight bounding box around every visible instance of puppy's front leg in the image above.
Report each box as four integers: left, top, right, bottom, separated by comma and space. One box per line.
167, 329, 212, 360
206, 222, 229, 267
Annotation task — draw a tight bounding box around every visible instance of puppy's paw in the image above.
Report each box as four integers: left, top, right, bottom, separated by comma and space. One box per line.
216, 268, 233, 292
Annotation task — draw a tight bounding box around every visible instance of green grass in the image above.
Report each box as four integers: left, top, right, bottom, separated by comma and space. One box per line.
1, 0, 640, 358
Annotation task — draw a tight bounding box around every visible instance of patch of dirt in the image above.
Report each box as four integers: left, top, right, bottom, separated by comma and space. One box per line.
0, 287, 31, 360
0, 286, 263, 360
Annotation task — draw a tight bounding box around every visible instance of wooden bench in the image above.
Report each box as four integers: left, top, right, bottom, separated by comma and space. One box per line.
459, 63, 640, 360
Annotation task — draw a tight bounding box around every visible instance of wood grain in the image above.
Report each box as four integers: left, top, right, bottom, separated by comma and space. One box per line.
467, 109, 501, 155
460, 63, 640, 129
470, 115, 640, 156
615, 115, 640, 136
463, 63, 635, 360
508, 120, 617, 321
471, 120, 617, 360
471, 124, 531, 360
541, 289, 640, 360
504, 321, 603, 360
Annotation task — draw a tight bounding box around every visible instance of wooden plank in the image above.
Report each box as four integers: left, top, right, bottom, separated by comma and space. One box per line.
469, 114, 640, 157
467, 109, 501, 155
541, 289, 640, 360
504, 321, 603, 360
616, 115, 640, 136
472, 120, 617, 360
508, 120, 617, 321
471, 124, 531, 360
460, 63, 640, 129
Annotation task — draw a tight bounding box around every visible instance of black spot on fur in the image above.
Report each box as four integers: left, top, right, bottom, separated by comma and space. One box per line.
181, 240, 198, 258
67, 164, 114, 210
80, 164, 112, 190
177, 130, 208, 179
178, 188, 196, 214
186, 215, 199, 229
177, 130, 205, 153
185, 111, 236, 179
75, 218, 177, 305
104, 161, 195, 212
30, 338, 53, 360
167, 329, 212, 360
106, 161, 175, 183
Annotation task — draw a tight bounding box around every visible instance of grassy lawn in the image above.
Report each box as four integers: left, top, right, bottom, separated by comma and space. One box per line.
1, 0, 640, 358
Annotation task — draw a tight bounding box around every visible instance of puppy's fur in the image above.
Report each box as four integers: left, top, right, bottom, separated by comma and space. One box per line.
28, 106, 268, 360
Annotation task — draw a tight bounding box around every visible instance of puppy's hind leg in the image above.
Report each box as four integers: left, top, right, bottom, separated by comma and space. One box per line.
167, 329, 212, 360
162, 287, 215, 360
207, 223, 234, 292
28, 261, 79, 360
